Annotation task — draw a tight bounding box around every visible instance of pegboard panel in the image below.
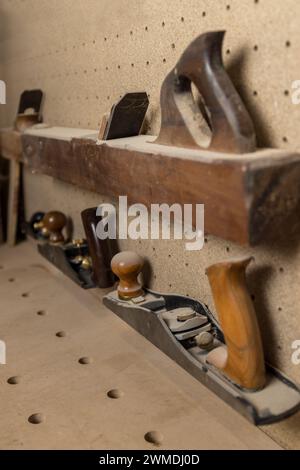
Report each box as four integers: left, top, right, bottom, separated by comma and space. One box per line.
23, 169, 300, 388
0, 0, 299, 149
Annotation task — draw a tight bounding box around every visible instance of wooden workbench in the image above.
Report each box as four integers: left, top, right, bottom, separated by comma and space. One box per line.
0, 242, 281, 450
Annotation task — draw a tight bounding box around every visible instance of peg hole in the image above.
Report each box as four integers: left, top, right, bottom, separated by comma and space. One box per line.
28, 413, 44, 424
107, 389, 124, 399
37, 309, 47, 316
144, 431, 164, 446
78, 356, 93, 365
7, 376, 21, 385
56, 331, 67, 338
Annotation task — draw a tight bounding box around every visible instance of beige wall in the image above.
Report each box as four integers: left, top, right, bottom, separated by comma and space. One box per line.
1, 0, 300, 444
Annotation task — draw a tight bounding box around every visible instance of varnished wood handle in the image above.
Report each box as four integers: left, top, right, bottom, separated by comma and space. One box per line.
111, 251, 144, 300
81, 207, 115, 288
206, 257, 266, 390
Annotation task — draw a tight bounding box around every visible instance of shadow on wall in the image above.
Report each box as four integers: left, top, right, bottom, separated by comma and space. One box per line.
228, 49, 274, 149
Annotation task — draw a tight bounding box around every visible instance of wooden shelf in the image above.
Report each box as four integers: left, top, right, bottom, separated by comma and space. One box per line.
2, 126, 300, 246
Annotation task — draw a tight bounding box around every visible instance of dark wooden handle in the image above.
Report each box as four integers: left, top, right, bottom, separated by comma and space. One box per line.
81, 207, 115, 288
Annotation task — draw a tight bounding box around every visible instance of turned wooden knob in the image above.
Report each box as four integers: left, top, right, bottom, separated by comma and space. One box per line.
111, 251, 144, 300
43, 211, 67, 244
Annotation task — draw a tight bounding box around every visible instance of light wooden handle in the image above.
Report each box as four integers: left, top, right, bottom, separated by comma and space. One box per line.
206, 257, 266, 390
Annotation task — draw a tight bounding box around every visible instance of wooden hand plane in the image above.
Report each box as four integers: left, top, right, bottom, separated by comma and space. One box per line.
155, 31, 256, 154
103, 251, 300, 425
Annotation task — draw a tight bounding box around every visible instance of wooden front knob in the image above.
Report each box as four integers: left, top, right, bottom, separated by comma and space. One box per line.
111, 251, 144, 300
43, 211, 67, 244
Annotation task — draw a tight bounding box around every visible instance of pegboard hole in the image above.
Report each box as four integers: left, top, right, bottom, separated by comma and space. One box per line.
22, 292, 29, 298
144, 431, 164, 446
226, 49, 230, 55
145, 26, 148, 31
7, 376, 21, 385
28, 413, 44, 425
78, 356, 93, 365
0, 265, 3, 269
253, 45, 258, 51
285, 40, 291, 48
37, 310, 47, 316
162, 21, 165, 27
56, 331, 67, 338
282, 136, 288, 143
226, 4, 231, 10
171, 43, 175, 49
253, 90, 258, 96
251, 294, 256, 301
202, 11, 206, 17
279, 267, 284, 273
284, 90, 289, 96
181, 17, 184, 22
146, 61, 150, 66
8, 278, 15, 282
226, 246, 230, 252
107, 389, 124, 399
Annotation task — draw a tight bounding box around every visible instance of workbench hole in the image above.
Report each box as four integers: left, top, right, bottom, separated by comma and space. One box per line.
37, 310, 47, 316
107, 389, 124, 399
144, 431, 164, 446
56, 331, 67, 338
78, 356, 93, 365
7, 376, 21, 385
28, 413, 44, 424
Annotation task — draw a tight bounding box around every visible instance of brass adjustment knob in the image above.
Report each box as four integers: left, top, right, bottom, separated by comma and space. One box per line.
42, 211, 67, 245
111, 251, 144, 300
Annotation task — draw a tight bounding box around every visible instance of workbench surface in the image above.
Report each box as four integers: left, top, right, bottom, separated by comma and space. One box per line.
0, 242, 281, 450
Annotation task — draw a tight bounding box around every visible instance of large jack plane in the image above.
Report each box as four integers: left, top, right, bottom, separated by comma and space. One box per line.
103, 251, 300, 425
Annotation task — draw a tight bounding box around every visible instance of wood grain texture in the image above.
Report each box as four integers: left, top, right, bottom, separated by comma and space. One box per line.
21, 132, 300, 246
206, 257, 266, 391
